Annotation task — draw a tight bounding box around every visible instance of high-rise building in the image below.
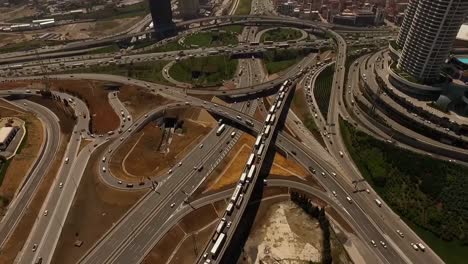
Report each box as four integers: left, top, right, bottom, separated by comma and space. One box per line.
397, 0, 468, 83
149, 0, 175, 39
179, 0, 199, 19
395, 0, 417, 48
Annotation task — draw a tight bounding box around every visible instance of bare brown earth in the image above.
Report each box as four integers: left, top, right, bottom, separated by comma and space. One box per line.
52, 143, 146, 264
143, 204, 220, 264
0, 98, 74, 263
201, 133, 309, 193
0, 99, 43, 207
0, 80, 120, 134
111, 109, 213, 181
117, 86, 174, 119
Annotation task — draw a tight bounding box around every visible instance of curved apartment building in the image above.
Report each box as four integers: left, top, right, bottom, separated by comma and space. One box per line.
397, 0, 468, 83
396, 0, 418, 48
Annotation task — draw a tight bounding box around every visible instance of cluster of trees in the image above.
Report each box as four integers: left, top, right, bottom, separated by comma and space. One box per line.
290, 192, 332, 264
340, 118, 468, 244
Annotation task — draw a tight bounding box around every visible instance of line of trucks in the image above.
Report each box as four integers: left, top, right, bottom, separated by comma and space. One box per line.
204, 80, 290, 263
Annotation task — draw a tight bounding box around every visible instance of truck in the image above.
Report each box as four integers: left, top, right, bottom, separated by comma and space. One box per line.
240, 172, 247, 184
216, 124, 226, 136
276, 100, 282, 110
265, 114, 272, 124
226, 202, 234, 215
269, 105, 275, 114
210, 233, 226, 257
231, 184, 242, 203
247, 165, 256, 181
254, 135, 263, 149
270, 114, 276, 124
246, 153, 255, 168
375, 199, 382, 207
216, 219, 226, 234
257, 143, 265, 156
264, 125, 271, 137
236, 194, 244, 208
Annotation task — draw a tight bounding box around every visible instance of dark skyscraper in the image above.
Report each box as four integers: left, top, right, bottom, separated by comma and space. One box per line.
149, 0, 175, 39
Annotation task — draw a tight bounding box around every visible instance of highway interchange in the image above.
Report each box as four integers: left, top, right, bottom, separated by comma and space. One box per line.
0, 1, 462, 264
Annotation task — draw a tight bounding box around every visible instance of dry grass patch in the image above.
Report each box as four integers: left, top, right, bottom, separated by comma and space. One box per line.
203, 134, 310, 192
0, 100, 43, 209
111, 111, 212, 181
0, 98, 76, 263
142, 224, 186, 264
117, 86, 174, 119
0, 80, 120, 134
52, 143, 146, 264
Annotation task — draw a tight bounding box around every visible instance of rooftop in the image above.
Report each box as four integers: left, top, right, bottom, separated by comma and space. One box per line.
0, 127, 14, 143
457, 24, 468, 41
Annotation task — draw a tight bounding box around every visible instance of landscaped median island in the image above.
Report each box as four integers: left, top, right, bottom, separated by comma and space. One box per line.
63, 60, 172, 85
183, 31, 238, 48
313, 63, 335, 117
235, 0, 253, 15
340, 118, 468, 264
169, 55, 238, 87
263, 49, 311, 74
260, 27, 303, 43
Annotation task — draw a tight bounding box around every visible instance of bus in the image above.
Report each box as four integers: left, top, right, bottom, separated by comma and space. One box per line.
257, 143, 265, 156
247, 165, 256, 181
264, 125, 271, 137
250, 41, 260, 46
278, 43, 289, 48
264, 40, 273, 45
246, 153, 255, 168
210, 232, 226, 257
216, 124, 226, 136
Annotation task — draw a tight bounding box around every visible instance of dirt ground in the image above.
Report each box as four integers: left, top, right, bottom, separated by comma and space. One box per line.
0, 99, 43, 212
117, 86, 174, 119
241, 199, 323, 263
0, 80, 120, 134
143, 204, 221, 264
202, 134, 309, 192
111, 111, 213, 181
0, 5, 37, 22
52, 143, 146, 264
45, 17, 144, 40
0, 99, 74, 263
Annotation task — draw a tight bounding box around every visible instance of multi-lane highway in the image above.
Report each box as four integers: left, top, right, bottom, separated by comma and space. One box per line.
0, 4, 458, 264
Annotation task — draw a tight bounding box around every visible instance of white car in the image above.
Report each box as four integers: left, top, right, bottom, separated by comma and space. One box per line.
59, 182, 63, 189
332, 191, 337, 197
170, 202, 176, 208
380, 241, 387, 248
43, 210, 48, 216
371, 240, 376, 247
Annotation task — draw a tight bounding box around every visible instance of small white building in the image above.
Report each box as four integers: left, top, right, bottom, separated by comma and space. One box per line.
0, 127, 19, 151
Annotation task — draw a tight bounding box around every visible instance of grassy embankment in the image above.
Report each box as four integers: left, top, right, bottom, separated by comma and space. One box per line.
260, 27, 303, 42
263, 49, 310, 74
184, 31, 238, 48
170, 55, 238, 87
313, 64, 335, 117
340, 118, 468, 264
64, 61, 170, 85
